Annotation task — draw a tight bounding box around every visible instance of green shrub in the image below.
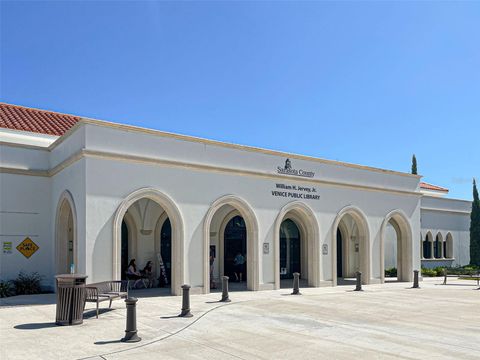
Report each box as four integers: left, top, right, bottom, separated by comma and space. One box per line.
12, 272, 42, 295
385, 267, 397, 277
433, 267, 446, 276
0, 280, 14, 298
421, 267, 437, 277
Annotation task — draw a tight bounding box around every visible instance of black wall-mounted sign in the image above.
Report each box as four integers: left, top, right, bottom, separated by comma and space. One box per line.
277, 158, 315, 178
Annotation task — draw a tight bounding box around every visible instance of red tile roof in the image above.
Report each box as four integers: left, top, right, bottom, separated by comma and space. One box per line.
420, 182, 449, 192
0, 103, 80, 136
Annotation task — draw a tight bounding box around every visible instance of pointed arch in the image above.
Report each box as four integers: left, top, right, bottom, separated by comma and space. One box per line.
203, 195, 259, 293
274, 201, 320, 289
423, 231, 433, 259
332, 205, 371, 286
435, 232, 444, 259
380, 209, 413, 282
55, 190, 78, 274
445, 232, 453, 259
113, 188, 184, 295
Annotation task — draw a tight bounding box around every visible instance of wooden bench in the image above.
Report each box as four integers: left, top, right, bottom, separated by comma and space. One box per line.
443, 269, 480, 286
85, 281, 128, 318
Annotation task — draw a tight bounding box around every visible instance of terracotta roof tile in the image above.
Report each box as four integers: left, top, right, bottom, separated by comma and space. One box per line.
420, 182, 449, 192
0, 103, 80, 136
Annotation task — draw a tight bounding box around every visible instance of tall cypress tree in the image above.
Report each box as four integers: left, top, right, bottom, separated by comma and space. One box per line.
470, 179, 480, 266
411, 154, 418, 175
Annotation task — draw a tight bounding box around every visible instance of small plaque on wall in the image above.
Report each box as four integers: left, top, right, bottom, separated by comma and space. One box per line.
322, 244, 328, 255
3, 241, 12, 254
263, 242, 269, 254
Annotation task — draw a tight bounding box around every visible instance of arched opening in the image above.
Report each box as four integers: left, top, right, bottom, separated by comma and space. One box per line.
423, 232, 433, 259
445, 233, 453, 259
113, 188, 184, 295
274, 201, 320, 289
121, 220, 129, 279
332, 206, 370, 286
434, 233, 443, 259
280, 219, 301, 280
224, 215, 247, 283
336, 228, 343, 278
159, 218, 172, 286
203, 195, 259, 293
119, 199, 172, 291
384, 221, 399, 281
55, 191, 77, 274
380, 211, 413, 283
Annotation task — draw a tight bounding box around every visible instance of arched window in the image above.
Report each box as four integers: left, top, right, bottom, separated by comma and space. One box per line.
434, 234, 442, 259
445, 233, 453, 259
423, 233, 432, 259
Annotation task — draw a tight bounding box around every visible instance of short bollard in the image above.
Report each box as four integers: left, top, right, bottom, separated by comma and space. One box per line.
121, 297, 141, 343
221, 276, 231, 302
412, 270, 420, 289
291, 272, 301, 295
179, 284, 193, 317
354, 271, 363, 291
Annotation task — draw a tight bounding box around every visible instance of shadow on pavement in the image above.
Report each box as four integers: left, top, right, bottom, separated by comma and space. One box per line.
84, 308, 115, 319
14, 322, 58, 330
95, 339, 123, 345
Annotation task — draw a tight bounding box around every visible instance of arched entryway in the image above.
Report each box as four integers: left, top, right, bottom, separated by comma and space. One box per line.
380, 210, 413, 283
203, 195, 259, 293
274, 201, 320, 289
280, 219, 301, 280
55, 191, 77, 274
113, 188, 184, 295
224, 215, 247, 282
332, 206, 370, 286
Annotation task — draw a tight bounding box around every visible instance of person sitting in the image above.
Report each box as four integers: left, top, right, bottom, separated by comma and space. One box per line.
126, 259, 145, 289
141, 261, 155, 288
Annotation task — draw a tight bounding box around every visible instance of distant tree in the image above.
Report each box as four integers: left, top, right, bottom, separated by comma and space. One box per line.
411, 154, 418, 175
470, 179, 480, 266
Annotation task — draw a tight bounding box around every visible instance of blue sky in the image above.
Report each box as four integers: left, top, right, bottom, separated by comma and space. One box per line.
1, 1, 478, 200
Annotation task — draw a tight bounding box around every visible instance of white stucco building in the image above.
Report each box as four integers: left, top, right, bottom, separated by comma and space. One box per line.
0, 103, 472, 294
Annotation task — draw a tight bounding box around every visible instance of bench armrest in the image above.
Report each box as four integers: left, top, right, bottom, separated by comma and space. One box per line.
85, 286, 99, 301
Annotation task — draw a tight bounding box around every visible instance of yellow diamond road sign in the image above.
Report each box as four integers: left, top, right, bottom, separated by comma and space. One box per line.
16, 237, 39, 259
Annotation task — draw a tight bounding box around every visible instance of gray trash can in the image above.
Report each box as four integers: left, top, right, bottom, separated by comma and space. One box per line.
55, 274, 88, 326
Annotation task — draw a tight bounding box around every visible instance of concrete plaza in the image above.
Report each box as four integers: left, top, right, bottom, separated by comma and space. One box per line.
1, 277, 479, 360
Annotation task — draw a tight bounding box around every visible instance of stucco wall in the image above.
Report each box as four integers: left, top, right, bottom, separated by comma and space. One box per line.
5, 121, 475, 294
84, 153, 421, 291
0, 173, 52, 287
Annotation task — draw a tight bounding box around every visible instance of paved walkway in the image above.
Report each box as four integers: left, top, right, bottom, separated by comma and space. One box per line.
1, 277, 479, 359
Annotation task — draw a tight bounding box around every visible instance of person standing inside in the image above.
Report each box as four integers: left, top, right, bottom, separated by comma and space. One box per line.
233, 252, 246, 282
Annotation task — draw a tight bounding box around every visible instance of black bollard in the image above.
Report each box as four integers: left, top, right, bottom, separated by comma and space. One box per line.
291, 272, 301, 295
220, 276, 231, 302
354, 271, 363, 291
179, 284, 193, 317
121, 297, 141, 343
412, 270, 420, 289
